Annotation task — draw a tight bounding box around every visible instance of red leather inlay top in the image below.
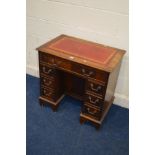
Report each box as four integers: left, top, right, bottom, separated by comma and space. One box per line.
48, 37, 116, 65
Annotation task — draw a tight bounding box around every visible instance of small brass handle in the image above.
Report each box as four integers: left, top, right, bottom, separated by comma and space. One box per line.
43, 67, 52, 74
87, 107, 97, 115
81, 68, 94, 77
52, 64, 57, 68
43, 79, 52, 86
43, 89, 52, 97
88, 96, 99, 104
90, 83, 102, 92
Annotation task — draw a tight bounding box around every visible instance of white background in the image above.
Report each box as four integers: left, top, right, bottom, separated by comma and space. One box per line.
0, 0, 155, 155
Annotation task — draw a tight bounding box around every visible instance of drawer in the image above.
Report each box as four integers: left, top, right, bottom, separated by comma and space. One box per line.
40, 64, 56, 76
86, 81, 106, 96
55, 57, 72, 71
41, 86, 54, 100
82, 104, 102, 120
39, 52, 72, 71
85, 93, 103, 108
40, 76, 54, 88
72, 63, 109, 82
39, 52, 55, 65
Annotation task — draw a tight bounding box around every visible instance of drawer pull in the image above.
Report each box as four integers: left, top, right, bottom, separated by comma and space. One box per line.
88, 96, 99, 104
82, 68, 94, 77
90, 83, 102, 92
87, 107, 97, 115
52, 64, 57, 68
43, 67, 52, 74
43, 89, 52, 97
43, 79, 52, 86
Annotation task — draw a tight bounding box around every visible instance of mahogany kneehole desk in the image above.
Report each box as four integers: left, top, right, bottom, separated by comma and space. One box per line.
36, 35, 125, 129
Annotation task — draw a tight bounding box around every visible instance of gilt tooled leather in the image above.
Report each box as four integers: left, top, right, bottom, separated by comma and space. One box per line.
48, 37, 117, 65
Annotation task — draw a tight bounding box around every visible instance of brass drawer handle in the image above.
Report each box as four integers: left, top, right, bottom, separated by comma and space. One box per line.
87, 107, 97, 115
88, 96, 99, 104
43, 67, 52, 74
51, 64, 57, 68
43, 89, 52, 97
81, 68, 94, 77
43, 79, 52, 86
90, 83, 102, 92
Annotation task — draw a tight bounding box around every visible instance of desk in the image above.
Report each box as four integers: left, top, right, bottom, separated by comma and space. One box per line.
36, 35, 125, 129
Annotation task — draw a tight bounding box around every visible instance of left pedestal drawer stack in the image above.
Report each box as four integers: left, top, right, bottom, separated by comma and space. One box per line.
39, 51, 64, 110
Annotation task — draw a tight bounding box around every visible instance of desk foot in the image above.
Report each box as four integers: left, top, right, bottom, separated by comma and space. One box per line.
80, 114, 101, 129
39, 99, 45, 107
39, 95, 65, 111
80, 117, 86, 124
51, 105, 58, 112
94, 123, 101, 130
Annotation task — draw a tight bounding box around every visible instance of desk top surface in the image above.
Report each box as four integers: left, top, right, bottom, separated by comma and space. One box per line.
37, 35, 125, 72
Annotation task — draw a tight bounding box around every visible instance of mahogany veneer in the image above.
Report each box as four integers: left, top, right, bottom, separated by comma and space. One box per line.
36, 35, 125, 129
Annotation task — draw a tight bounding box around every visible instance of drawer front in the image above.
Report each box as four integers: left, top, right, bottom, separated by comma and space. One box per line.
72, 63, 95, 78
85, 93, 103, 108
40, 76, 54, 88
82, 104, 102, 119
55, 57, 72, 71
86, 81, 106, 96
39, 52, 54, 65
40, 64, 56, 77
41, 86, 54, 100
72, 63, 109, 82
39, 52, 72, 71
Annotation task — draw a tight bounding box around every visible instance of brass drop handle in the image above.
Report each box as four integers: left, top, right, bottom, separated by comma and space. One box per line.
90, 83, 102, 92
87, 107, 97, 115
43, 89, 52, 96
43, 67, 52, 74
81, 68, 94, 77
88, 96, 99, 104
52, 64, 57, 68
43, 79, 52, 86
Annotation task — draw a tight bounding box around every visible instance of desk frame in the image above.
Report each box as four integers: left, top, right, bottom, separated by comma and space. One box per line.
37, 35, 125, 129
